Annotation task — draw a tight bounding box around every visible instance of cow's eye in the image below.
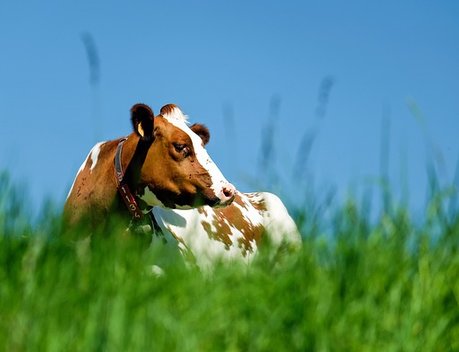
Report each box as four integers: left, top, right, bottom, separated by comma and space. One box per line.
173, 143, 185, 152
173, 143, 190, 157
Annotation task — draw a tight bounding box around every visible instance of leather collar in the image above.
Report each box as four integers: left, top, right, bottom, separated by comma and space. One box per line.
114, 137, 165, 241
114, 138, 144, 220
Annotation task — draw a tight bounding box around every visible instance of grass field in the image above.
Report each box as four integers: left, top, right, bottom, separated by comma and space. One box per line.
1, 172, 459, 351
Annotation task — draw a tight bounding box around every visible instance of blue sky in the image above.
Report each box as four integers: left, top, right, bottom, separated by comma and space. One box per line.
1, 0, 458, 214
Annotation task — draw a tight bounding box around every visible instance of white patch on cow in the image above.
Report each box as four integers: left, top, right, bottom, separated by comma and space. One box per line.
161, 106, 189, 123
197, 206, 219, 233
89, 142, 104, 172
259, 192, 302, 247
140, 186, 165, 207
161, 106, 232, 202
152, 204, 259, 271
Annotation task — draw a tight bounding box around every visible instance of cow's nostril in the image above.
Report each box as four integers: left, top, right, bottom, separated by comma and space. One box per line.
223, 188, 232, 197
222, 184, 236, 199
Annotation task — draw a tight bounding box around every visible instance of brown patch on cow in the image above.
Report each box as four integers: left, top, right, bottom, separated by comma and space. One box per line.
197, 194, 265, 256
198, 207, 232, 250
245, 193, 268, 212
228, 195, 265, 249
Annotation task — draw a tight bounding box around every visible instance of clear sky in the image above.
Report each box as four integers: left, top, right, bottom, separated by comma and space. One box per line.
1, 0, 458, 215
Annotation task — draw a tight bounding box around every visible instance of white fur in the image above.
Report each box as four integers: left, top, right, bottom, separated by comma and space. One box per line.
89, 142, 104, 172
257, 192, 302, 248
161, 106, 189, 123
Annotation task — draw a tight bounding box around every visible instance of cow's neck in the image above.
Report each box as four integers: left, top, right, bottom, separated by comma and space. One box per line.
115, 135, 163, 241
124, 136, 152, 191
115, 135, 153, 218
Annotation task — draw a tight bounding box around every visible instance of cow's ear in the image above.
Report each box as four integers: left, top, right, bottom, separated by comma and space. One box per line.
131, 103, 154, 140
190, 123, 210, 145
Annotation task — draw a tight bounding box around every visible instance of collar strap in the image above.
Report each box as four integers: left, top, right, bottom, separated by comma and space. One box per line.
114, 138, 144, 220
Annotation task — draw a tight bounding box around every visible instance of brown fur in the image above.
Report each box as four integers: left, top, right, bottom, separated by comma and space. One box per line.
190, 124, 210, 145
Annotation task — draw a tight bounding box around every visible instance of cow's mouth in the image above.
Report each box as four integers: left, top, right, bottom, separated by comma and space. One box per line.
140, 185, 235, 209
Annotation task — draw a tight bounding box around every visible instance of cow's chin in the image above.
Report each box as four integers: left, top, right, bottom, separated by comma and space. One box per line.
140, 186, 234, 210
173, 195, 218, 209
174, 192, 235, 209
171, 197, 233, 210
199, 192, 235, 208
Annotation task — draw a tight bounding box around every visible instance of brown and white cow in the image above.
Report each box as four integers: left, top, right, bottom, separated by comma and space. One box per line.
64, 103, 301, 268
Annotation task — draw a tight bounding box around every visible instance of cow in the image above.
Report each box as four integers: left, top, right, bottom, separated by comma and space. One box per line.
64, 103, 301, 269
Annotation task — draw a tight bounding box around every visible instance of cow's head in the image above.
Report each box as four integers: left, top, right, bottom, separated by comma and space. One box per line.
130, 103, 236, 209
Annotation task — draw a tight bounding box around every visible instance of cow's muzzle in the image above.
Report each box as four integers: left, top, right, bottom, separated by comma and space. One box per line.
213, 183, 236, 207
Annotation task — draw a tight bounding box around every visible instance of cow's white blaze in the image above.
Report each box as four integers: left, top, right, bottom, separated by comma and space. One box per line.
161, 106, 233, 203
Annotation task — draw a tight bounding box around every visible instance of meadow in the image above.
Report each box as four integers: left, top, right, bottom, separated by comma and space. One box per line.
0, 169, 458, 351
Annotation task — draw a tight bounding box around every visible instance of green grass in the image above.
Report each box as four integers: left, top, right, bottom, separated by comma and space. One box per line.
1, 172, 459, 351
